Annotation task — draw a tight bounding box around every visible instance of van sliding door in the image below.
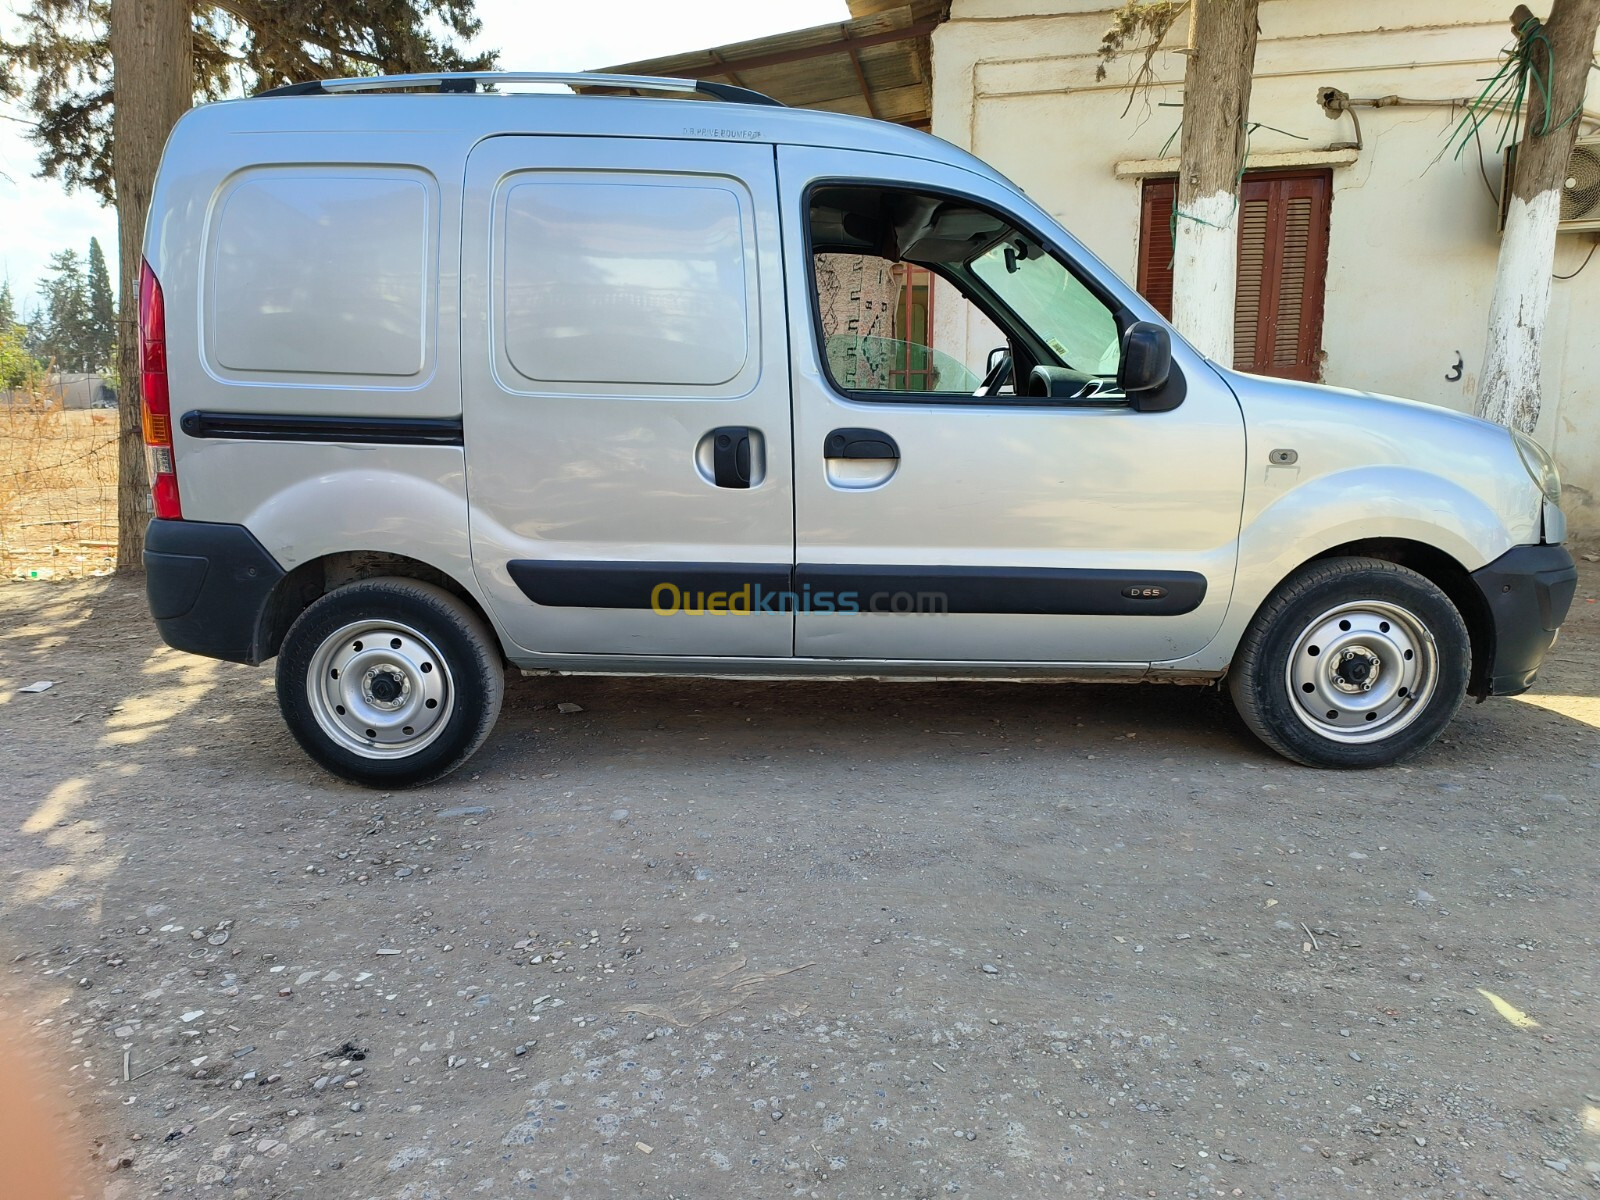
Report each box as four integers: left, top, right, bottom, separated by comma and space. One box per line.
461, 137, 795, 661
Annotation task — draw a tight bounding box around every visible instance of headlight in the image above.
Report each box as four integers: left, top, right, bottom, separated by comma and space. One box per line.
1511, 430, 1562, 503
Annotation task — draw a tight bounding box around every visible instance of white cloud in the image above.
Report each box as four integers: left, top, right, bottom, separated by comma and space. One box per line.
0, 0, 848, 311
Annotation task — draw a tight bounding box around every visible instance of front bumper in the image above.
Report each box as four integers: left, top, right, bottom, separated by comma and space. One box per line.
1470, 543, 1578, 696
144, 519, 285, 664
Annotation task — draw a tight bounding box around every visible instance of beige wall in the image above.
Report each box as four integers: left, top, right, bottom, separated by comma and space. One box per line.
933, 0, 1600, 537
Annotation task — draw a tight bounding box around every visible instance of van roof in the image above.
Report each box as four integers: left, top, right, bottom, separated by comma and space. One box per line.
168, 70, 1017, 196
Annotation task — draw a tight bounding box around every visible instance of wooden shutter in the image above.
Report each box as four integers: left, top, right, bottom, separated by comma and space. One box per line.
1136, 180, 1176, 319
1137, 170, 1331, 381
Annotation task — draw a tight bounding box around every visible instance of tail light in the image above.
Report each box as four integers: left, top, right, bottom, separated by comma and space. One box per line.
139, 259, 182, 520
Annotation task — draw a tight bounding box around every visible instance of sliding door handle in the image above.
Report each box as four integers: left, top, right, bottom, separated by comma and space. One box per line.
710, 426, 752, 489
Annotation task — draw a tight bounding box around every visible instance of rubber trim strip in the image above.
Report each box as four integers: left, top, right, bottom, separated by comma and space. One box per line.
509, 561, 1206, 616
180, 411, 463, 446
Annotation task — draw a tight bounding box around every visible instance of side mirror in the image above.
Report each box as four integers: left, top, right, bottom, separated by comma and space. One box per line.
1117, 321, 1184, 412
985, 346, 1009, 374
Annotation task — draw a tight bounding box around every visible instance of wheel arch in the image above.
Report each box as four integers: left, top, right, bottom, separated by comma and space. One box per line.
258, 551, 503, 665
1302, 538, 1494, 699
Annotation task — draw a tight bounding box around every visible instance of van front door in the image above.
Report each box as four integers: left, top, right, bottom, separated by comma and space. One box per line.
780, 146, 1246, 666
463, 137, 794, 660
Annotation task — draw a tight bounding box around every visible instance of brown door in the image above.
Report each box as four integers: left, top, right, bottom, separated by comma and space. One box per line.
1137, 170, 1331, 381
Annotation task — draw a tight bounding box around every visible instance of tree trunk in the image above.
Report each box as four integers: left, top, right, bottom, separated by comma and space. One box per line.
110, 0, 191, 571
1477, 0, 1600, 433
1172, 0, 1260, 363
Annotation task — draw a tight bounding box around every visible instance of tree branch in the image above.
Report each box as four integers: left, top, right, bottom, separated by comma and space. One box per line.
202, 0, 384, 69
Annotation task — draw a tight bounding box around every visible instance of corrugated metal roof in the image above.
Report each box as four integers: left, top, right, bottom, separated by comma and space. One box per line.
596, 1, 949, 128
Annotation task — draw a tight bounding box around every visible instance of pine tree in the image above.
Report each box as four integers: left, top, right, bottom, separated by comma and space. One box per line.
2, 1, 496, 568
38, 248, 91, 372
0, 280, 17, 330
86, 235, 116, 372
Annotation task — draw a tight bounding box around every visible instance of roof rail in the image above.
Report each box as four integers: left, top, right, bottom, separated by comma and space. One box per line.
255, 71, 783, 107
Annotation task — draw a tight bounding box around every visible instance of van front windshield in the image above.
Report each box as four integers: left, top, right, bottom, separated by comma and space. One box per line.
969, 241, 1122, 376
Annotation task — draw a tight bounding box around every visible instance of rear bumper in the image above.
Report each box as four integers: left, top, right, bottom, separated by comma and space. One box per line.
1470, 543, 1578, 696
144, 519, 284, 664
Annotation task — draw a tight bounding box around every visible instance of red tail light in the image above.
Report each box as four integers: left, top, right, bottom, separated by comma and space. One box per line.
139, 259, 182, 520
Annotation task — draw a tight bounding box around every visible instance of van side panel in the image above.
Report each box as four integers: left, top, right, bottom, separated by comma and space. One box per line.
150, 117, 476, 603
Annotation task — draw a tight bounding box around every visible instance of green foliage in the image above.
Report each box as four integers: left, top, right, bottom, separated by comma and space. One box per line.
0, 281, 16, 330
0, 319, 45, 391
36, 248, 93, 372
86, 236, 115, 371
1, 0, 497, 204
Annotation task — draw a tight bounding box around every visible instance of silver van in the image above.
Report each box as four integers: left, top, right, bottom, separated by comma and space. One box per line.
139, 72, 1577, 787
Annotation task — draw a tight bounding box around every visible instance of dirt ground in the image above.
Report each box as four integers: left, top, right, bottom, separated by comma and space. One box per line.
0, 565, 1597, 1200
0, 406, 118, 580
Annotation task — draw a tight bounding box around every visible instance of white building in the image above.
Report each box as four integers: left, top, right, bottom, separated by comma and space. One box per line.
616, 0, 1600, 538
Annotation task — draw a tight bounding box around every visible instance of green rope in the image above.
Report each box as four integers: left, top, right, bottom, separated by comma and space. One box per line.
1450, 14, 1582, 160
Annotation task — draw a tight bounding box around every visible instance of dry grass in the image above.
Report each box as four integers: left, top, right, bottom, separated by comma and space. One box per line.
0, 401, 118, 579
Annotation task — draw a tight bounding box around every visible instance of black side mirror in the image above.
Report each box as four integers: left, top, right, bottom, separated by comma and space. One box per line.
986, 346, 1009, 374
1117, 321, 1184, 412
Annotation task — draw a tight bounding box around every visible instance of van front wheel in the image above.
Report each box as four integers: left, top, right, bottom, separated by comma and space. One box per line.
1228, 558, 1470, 768
276, 577, 504, 788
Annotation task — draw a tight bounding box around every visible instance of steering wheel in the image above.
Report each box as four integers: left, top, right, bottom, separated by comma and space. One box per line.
974, 351, 1013, 398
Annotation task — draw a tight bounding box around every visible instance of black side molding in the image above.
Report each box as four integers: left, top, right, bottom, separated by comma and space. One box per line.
510, 561, 792, 610
510, 560, 1206, 617
180, 411, 463, 446
794, 564, 1206, 616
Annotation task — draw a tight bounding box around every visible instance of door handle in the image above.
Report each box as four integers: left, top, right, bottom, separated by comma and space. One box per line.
824, 428, 899, 460
710, 426, 752, 489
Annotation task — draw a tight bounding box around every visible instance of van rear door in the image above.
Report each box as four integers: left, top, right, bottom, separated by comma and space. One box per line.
462, 137, 794, 660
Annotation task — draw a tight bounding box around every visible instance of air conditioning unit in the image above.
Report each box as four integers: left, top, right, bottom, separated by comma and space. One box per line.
1500, 135, 1600, 232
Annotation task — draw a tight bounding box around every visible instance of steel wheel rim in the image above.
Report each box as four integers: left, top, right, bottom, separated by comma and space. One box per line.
1285, 600, 1438, 744
306, 619, 454, 759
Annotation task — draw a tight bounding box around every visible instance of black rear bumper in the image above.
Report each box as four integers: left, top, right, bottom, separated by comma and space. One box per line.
144, 519, 285, 664
1470, 543, 1578, 696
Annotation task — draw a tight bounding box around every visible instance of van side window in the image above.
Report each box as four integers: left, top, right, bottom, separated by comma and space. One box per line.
205, 170, 435, 380
808, 185, 1123, 404
497, 176, 754, 390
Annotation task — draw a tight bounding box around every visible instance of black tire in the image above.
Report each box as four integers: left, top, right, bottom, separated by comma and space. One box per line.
1227, 557, 1470, 768
275, 577, 505, 788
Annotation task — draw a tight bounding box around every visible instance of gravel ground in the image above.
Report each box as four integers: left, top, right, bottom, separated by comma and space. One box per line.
0, 565, 1597, 1199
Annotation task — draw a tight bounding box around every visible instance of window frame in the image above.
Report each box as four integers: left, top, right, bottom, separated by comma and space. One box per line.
802, 178, 1150, 408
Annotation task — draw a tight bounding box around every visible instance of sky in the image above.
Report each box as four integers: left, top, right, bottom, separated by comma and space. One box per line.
0, 0, 850, 314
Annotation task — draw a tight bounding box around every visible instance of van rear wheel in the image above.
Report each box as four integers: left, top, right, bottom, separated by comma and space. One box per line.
1228, 557, 1470, 768
276, 578, 504, 788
